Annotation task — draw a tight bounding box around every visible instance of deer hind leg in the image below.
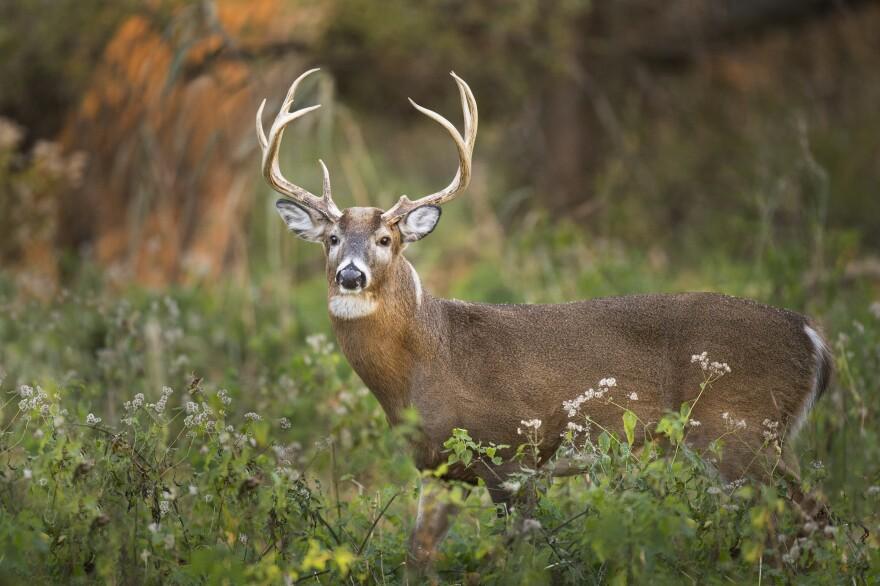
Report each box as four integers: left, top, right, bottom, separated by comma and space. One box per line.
407, 477, 462, 580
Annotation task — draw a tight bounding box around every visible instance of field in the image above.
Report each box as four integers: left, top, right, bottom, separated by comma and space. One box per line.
3, 2, 880, 583
2, 223, 879, 584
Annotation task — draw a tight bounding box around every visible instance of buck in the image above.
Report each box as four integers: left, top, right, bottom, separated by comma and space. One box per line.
256, 69, 832, 571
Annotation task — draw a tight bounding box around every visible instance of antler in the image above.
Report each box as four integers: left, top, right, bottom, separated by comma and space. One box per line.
381, 72, 478, 224
256, 68, 342, 221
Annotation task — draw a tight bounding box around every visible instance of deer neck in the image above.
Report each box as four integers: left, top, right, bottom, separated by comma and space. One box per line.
329, 257, 432, 424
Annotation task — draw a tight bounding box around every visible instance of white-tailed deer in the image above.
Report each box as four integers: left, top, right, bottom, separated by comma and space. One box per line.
257, 69, 832, 572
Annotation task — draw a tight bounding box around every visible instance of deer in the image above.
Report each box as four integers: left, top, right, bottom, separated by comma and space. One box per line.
256, 68, 833, 573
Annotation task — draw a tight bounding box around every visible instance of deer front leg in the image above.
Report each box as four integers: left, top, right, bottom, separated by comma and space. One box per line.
407, 476, 461, 579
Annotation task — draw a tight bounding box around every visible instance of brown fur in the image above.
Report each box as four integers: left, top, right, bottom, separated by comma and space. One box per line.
323, 210, 831, 500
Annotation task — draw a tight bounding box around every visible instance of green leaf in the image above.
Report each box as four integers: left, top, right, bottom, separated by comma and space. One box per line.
622, 410, 637, 445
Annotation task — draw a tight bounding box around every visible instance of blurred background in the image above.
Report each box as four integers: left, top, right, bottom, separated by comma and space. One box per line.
2, 0, 879, 299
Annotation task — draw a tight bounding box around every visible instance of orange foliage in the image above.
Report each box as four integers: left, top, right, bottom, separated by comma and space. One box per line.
61, 1, 326, 287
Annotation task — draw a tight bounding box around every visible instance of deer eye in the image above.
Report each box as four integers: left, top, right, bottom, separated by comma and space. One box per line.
378, 236, 391, 247
328, 235, 339, 246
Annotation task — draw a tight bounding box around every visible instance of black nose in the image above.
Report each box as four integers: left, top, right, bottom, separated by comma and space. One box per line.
336, 264, 366, 290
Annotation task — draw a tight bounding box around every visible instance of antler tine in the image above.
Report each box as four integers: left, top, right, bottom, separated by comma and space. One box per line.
256, 68, 342, 220
381, 72, 478, 224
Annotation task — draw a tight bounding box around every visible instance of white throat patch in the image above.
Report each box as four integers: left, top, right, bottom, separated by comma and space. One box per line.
408, 261, 422, 307
329, 295, 378, 319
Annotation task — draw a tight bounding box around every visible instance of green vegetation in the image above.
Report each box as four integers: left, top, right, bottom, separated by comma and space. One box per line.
1, 225, 878, 583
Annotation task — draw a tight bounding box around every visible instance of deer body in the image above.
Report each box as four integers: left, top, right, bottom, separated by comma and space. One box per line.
256, 70, 832, 573
328, 237, 830, 488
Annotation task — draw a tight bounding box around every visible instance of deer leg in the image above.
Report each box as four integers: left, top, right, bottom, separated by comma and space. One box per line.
407, 476, 461, 579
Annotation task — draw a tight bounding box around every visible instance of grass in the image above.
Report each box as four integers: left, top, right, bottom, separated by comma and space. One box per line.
1, 223, 879, 584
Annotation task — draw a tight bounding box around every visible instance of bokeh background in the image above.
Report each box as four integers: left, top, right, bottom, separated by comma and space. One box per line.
3, 0, 880, 294
2, 1, 880, 582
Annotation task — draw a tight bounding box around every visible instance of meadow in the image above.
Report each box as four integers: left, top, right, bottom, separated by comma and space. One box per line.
1, 221, 879, 584
3, 3, 880, 583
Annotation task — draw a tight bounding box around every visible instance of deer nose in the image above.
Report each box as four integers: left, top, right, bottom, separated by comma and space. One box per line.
336, 263, 367, 290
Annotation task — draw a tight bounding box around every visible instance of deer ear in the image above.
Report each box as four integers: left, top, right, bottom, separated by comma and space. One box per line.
275, 199, 330, 242
398, 205, 441, 243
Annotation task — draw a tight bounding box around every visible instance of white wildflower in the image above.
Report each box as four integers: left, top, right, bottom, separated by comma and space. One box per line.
501, 480, 521, 493
86, 413, 102, 425
244, 412, 262, 422
159, 500, 170, 517
691, 352, 731, 377
521, 519, 542, 533
204, 494, 213, 503
867, 485, 880, 496
188, 485, 198, 496
23, 468, 32, 480
238, 533, 248, 545
566, 421, 584, 432
762, 419, 780, 442
869, 301, 880, 320
688, 419, 701, 427
279, 417, 291, 430
147, 522, 160, 533
38, 478, 48, 487
628, 392, 638, 401
706, 486, 722, 495
186, 401, 198, 414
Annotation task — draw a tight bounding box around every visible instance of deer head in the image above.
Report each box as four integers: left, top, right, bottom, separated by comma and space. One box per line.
256, 69, 477, 319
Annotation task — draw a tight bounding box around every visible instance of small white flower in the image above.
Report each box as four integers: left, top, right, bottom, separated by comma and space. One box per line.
566, 421, 584, 432
244, 412, 262, 422
140, 549, 150, 563
159, 500, 171, 517
86, 413, 102, 425
34, 429, 44, 439
706, 486, 722, 495
688, 420, 701, 427
189, 485, 198, 496
23, 468, 32, 480
238, 533, 248, 545
501, 480, 521, 493
867, 485, 880, 496
38, 478, 47, 487
628, 392, 638, 401
521, 519, 542, 533
148, 522, 160, 533
279, 417, 291, 430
